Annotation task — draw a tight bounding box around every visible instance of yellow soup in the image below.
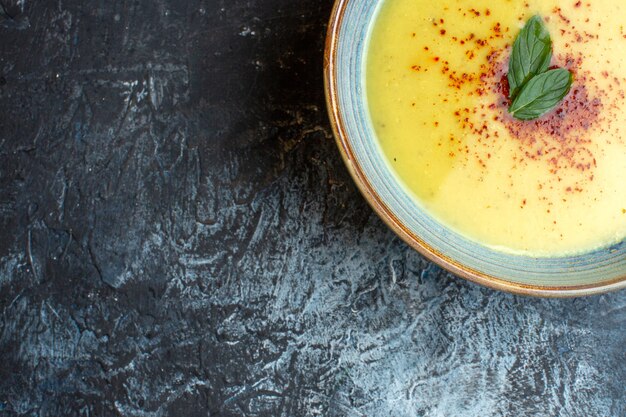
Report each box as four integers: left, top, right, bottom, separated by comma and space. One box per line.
367, 0, 626, 256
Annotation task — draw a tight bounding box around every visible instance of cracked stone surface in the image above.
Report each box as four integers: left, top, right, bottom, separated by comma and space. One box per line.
0, 1, 625, 416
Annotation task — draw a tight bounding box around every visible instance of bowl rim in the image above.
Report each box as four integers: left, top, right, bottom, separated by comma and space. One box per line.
323, 0, 626, 298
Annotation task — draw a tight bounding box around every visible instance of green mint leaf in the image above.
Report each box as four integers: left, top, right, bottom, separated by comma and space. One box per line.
508, 69, 573, 120
507, 15, 552, 100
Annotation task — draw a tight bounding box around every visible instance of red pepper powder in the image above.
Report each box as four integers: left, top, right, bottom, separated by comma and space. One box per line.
408, 6, 625, 193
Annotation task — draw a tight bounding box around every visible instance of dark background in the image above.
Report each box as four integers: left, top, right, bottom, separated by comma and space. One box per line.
0, 1, 624, 416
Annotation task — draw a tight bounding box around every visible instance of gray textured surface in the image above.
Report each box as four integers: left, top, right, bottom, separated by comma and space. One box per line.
0, 1, 625, 416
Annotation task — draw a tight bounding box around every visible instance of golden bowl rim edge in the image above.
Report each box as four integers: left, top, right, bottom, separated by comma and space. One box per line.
323, 0, 626, 298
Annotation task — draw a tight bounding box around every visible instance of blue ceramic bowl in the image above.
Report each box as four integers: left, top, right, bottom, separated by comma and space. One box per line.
324, 0, 626, 297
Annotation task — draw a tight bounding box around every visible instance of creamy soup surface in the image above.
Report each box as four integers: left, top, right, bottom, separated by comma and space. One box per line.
367, 0, 626, 255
